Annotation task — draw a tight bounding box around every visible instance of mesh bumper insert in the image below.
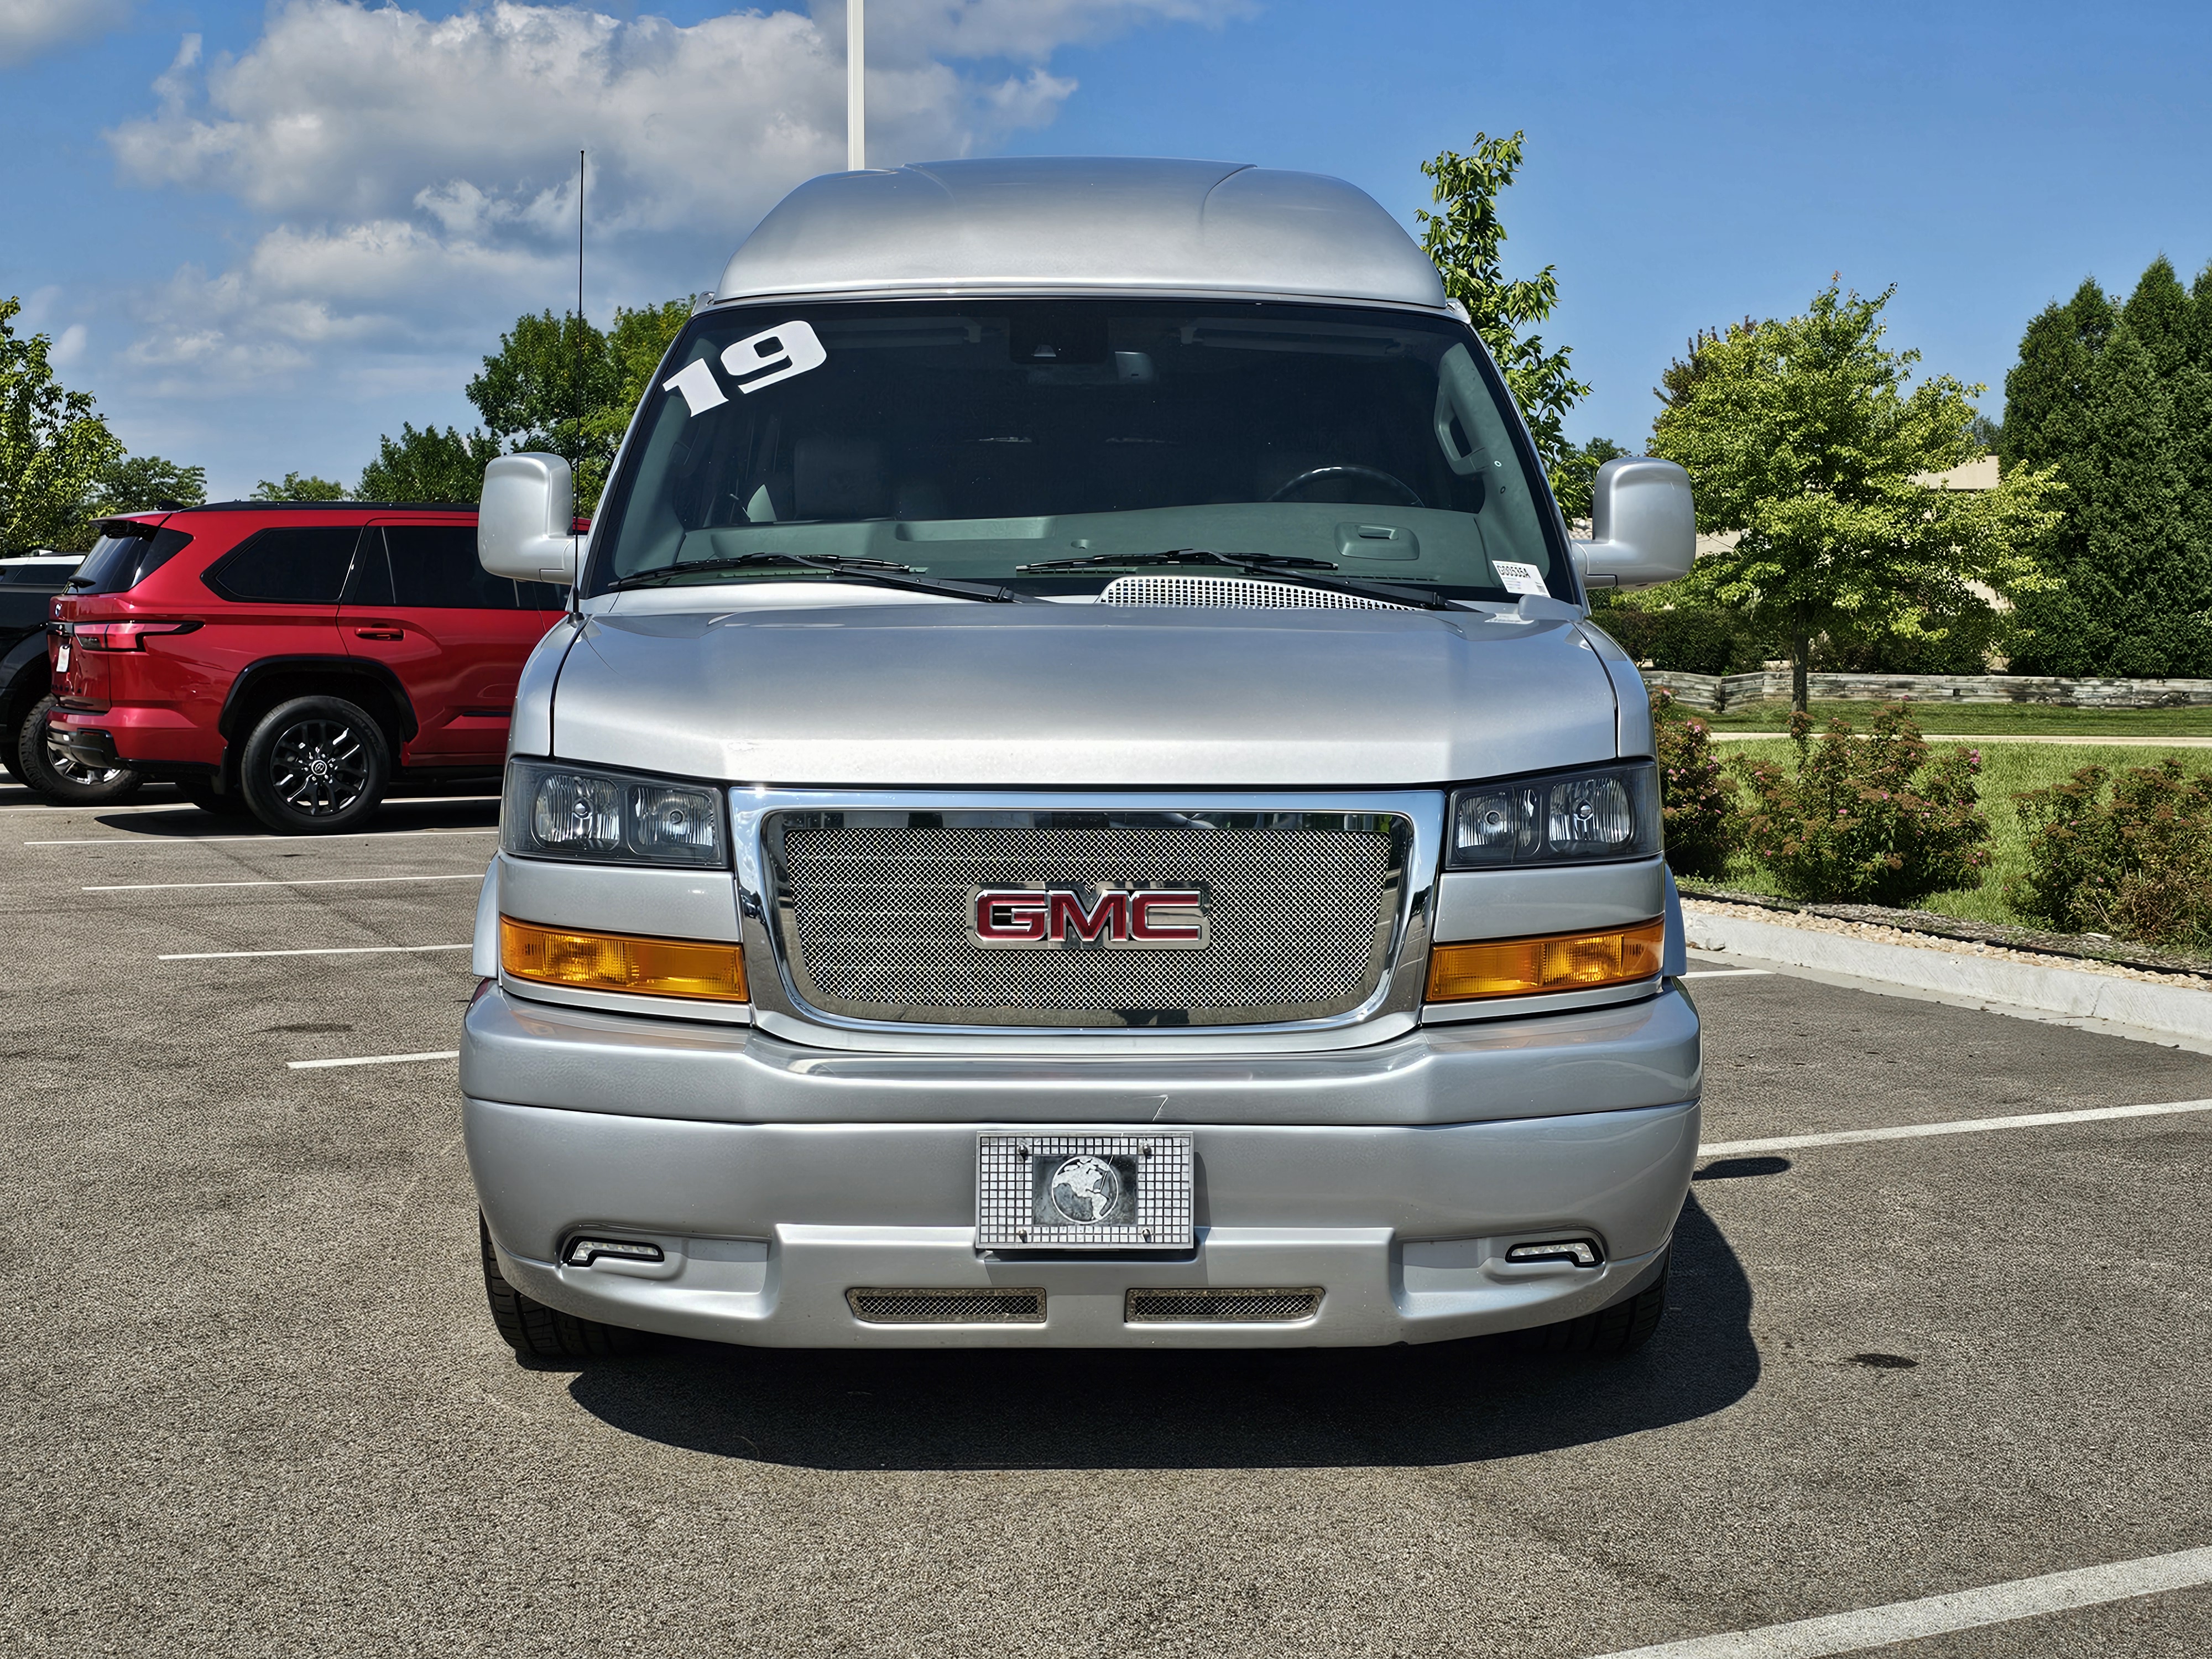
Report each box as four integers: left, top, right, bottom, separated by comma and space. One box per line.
1124, 1288, 1322, 1324
846, 1288, 1046, 1324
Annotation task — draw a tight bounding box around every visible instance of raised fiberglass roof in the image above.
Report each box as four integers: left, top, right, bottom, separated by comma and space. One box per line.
715, 156, 1449, 311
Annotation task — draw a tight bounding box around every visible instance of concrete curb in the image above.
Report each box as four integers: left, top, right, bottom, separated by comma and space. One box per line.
1681, 910, 2212, 1044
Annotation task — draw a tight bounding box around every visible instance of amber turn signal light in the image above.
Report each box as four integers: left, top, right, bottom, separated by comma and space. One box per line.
499, 916, 749, 1003
1425, 917, 1666, 1003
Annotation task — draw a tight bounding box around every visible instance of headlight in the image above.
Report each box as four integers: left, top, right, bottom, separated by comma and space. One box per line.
1447, 761, 1660, 868
502, 759, 727, 868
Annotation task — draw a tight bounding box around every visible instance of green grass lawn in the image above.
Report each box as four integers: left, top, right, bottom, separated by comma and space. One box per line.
1700, 699, 2212, 736
1707, 738, 2212, 928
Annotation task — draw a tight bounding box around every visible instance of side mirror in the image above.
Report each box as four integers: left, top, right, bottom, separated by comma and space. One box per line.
1571, 457, 1694, 589
479, 453, 581, 586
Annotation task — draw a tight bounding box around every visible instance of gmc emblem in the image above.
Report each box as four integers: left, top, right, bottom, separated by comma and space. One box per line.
968, 886, 1210, 950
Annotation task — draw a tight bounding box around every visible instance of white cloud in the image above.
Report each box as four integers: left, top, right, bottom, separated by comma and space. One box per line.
0, 0, 128, 66
49, 323, 87, 366
102, 1, 1249, 396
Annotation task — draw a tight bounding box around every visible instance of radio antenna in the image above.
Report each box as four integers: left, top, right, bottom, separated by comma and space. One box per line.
572, 147, 586, 617
575, 147, 585, 492
846, 0, 865, 170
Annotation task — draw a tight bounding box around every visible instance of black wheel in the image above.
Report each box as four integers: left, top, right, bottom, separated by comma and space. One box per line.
178, 775, 255, 818
237, 695, 390, 833
1515, 1258, 1669, 1359
14, 694, 144, 805
481, 1216, 645, 1361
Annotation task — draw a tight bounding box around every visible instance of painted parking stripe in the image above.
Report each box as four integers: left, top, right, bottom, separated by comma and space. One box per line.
29, 827, 497, 846
286, 1050, 460, 1071
84, 873, 483, 892
161, 944, 472, 961
1701, 1098, 2212, 1159
1584, 1542, 2212, 1658
1679, 968, 1773, 979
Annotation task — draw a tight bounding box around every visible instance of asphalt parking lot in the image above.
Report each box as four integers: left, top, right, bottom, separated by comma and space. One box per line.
4, 782, 2208, 1658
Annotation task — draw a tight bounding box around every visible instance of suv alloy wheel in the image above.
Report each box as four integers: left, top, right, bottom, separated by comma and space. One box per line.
238, 694, 392, 833
14, 694, 144, 805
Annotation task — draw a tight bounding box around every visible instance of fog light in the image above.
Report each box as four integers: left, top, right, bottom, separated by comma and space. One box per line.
1506, 1238, 1603, 1267
565, 1237, 665, 1268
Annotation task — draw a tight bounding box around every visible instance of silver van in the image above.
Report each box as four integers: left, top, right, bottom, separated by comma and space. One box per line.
466, 157, 1699, 1359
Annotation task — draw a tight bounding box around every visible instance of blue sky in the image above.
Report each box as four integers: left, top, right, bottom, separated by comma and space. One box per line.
4, 0, 2209, 499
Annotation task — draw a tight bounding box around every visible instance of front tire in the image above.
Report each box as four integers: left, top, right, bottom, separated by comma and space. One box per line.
1516, 1259, 1670, 1359
481, 1217, 645, 1361
14, 695, 144, 805
238, 695, 390, 833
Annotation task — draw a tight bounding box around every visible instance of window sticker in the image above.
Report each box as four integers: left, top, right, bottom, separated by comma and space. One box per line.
722, 319, 826, 395
660, 319, 828, 418
1491, 560, 1550, 597
661, 358, 727, 417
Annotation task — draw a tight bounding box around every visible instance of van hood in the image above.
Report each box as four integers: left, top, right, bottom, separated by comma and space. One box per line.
549, 600, 1626, 787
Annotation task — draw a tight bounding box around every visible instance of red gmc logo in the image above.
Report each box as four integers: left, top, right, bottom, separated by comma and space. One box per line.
968, 886, 1210, 950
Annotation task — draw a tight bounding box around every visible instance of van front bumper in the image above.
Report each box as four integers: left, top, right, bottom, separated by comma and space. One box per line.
465, 983, 1700, 1349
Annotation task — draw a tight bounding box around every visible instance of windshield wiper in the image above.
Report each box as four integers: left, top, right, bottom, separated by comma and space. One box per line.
1019, 547, 1459, 611
606, 551, 1046, 603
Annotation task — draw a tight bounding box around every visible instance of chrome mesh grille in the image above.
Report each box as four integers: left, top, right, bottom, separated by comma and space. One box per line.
846, 1288, 1045, 1324
777, 821, 1394, 1024
1100, 573, 1411, 611
1125, 1288, 1322, 1323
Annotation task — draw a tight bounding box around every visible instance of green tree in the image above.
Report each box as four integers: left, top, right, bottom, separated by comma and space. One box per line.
357, 424, 500, 504
1648, 281, 2063, 712
93, 453, 207, 514
1552, 435, 1629, 526
252, 472, 348, 502
1417, 132, 1590, 487
466, 298, 691, 513
1, 296, 124, 553
2003, 261, 2212, 677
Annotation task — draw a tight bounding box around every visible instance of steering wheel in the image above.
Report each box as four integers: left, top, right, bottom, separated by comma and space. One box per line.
1265, 464, 1425, 508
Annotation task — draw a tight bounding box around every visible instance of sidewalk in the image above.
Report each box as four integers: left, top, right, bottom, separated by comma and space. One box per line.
1682, 898, 2212, 1048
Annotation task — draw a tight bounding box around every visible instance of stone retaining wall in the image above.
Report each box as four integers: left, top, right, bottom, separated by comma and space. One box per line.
1643, 670, 2212, 714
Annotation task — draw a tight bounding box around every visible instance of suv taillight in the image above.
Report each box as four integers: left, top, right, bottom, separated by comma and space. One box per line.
74, 621, 202, 651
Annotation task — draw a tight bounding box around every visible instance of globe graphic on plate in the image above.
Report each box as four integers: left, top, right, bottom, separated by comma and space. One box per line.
1048, 1155, 1122, 1224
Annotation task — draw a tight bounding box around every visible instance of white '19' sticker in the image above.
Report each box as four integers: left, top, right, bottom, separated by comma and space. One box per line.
660, 319, 829, 418
722, 319, 826, 395
1492, 560, 1550, 597
661, 357, 727, 417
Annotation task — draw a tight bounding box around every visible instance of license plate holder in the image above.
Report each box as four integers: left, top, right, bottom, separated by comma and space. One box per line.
976, 1132, 1194, 1250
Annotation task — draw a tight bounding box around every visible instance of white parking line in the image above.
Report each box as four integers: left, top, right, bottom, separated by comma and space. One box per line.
162, 944, 472, 961
1701, 1098, 2212, 1159
29, 827, 497, 846
286, 1050, 461, 1071
84, 873, 484, 892
1585, 1542, 2212, 1658
1679, 968, 1772, 979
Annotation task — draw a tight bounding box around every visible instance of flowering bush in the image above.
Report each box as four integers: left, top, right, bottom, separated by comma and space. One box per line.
1650, 689, 1739, 877
1734, 702, 1991, 904
2006, 759, 2212, 949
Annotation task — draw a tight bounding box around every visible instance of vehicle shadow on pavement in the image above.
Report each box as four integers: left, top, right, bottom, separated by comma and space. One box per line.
565, 1195, 1757, 1469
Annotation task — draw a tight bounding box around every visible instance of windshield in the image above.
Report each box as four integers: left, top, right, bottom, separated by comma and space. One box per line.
588, 299, 1569, 603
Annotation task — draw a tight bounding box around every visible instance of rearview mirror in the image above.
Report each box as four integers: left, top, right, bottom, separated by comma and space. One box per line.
479, 452, 581, 586
1572, 458, 1694, 589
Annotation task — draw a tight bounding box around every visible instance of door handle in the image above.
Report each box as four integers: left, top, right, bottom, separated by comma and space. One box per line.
353, 627, 404, 641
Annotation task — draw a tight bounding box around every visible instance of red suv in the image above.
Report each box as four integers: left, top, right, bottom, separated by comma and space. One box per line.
47, 502, 567, 832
